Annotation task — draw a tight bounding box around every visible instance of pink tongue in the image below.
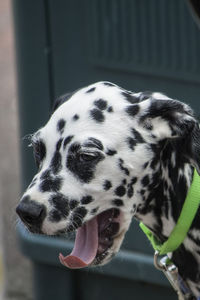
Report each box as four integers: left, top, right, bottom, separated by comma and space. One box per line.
59, 217, 98, 269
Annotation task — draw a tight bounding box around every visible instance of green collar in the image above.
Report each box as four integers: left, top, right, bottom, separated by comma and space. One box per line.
140, 169, 200, 255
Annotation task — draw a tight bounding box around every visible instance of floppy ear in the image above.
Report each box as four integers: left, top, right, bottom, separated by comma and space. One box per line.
183, 122, 200, 175
140, 98, 200, 174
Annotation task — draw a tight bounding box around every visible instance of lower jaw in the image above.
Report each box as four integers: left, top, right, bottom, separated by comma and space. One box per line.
92, 247, 116, 266
43, 209, 124, 268
92, 231, 125, 266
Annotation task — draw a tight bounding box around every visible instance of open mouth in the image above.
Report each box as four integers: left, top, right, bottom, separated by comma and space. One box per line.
59, 208, 122, 269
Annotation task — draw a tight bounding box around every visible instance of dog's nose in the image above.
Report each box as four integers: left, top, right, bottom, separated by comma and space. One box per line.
16, 196, 46, 226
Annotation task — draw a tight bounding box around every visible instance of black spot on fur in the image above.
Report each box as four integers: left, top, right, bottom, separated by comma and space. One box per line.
40, 176, 62, 192
71, 207, 87, 228
56, 138, 63, 151
148, 144, 160, 170
122, 179, 127, 185
90, 109, 105, 123
118, 158, 130, 176
107, 106, 113, 113
142, 175, 150, 187
69, 200, 78, 210
127, 137, 137, 150
49, 210, 63, 222
140, 189, 145, 196
86, 87, 96, 93
177, 174, 188, 205
103, 180, 112, 191
127, 188, 134, 199
74, 206, 87, 219
131, 128, 145, 143
151, 134, 157, 139
131, 177, 137, 185
106, 149, 117, 156
115, 186, 126, 197
121, 91, 139, 104
51, 151, 62, 174
94, 99, 107, 110
66, 142, 105, 183
81, 195, 94, 205
103, 82, 115, 87
131, 204, 137, 214
57, 119, 66, 133
127, 129, 144, 151
112, 199, 124, 207
63, 135, 74, 149
73, 114, 79, 121
91, 207, 99, 214
49, 194, 69, 221
50, 139, 63, 174
143, 162, 149, 169
150, 157, 159, 170
126, 105, 140, 117
127, 177, 137, 198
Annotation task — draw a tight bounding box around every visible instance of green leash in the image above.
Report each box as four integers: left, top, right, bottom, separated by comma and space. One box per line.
140, 169, 200, 255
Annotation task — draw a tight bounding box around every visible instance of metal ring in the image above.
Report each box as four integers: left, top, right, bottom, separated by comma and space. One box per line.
154, 251, 166, 271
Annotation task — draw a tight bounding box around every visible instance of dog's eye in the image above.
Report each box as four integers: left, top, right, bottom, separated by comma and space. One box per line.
79, 152, 99, 162
33, 143, 41, 168
32, 140, 46, 168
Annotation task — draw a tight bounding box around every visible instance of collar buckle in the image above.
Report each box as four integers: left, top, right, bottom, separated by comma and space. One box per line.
154, 251, 193, 300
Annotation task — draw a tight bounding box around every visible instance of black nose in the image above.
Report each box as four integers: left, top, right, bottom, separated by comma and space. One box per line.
16, 196, 46, 226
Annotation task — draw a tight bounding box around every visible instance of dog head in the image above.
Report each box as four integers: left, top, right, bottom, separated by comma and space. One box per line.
16, 81, 200, 268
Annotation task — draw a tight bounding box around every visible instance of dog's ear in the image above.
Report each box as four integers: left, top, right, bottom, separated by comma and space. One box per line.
140, 98, 200, 174
185, 123, 200, 174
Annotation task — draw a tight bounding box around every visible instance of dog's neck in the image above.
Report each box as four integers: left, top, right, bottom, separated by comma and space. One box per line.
136, 141, 193, 235
135, 141, 200, 296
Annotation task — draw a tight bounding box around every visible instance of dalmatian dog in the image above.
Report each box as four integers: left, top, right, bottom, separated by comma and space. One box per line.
16, 81, 200, 298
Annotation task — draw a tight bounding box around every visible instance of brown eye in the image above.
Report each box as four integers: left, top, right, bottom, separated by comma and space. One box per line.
79, 152, 98, 162
33, 143, 41, 168
33, 140, 46, 168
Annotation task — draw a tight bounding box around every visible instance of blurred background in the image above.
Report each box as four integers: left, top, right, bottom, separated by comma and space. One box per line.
0, 1, 32, 299
1, 0, 200, 299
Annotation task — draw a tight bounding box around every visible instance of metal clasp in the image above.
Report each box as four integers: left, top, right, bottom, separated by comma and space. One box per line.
154, 251, 192, 300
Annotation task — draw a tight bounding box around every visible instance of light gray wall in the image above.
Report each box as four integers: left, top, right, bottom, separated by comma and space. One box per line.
0, 1, 32, 299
